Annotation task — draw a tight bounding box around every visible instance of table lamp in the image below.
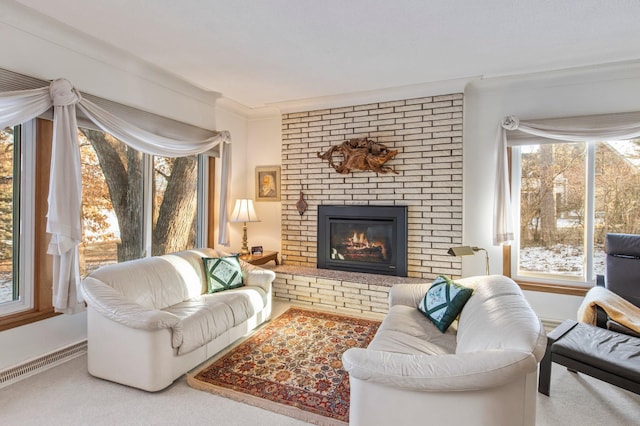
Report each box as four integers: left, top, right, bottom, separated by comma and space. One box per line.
230, 199, 260, 255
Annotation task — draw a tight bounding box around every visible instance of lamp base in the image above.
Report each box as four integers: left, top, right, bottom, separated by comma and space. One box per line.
240, 222, 250, 256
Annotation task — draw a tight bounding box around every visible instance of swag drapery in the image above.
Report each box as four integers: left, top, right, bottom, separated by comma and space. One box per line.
493, 114, 640, 246
0, 78, 232, 314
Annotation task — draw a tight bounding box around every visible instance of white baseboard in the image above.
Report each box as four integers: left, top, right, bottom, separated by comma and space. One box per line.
540, 318, 563, 333
0, 340, 87, 389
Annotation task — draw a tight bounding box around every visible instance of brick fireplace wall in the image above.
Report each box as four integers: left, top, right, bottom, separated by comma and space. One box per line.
280, 94, 464, 279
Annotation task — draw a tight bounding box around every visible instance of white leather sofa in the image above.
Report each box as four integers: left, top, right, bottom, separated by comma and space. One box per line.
342, 275, 547, 426
81, 248, 274, 392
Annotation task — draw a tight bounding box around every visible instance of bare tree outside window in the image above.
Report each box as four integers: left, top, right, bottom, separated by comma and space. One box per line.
78, 128, 198, 276
152, 156, 197, 256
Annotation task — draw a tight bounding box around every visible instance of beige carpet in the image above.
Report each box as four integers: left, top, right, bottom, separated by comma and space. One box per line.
1, 304, 639, 425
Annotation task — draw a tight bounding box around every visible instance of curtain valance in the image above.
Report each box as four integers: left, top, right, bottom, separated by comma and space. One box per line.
494, 114, 640, 246
0, 78, 232, 314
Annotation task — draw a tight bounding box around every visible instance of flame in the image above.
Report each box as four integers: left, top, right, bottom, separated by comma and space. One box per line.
352, 232, 368, 245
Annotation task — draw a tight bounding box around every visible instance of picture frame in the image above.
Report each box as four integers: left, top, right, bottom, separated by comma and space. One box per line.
255, 166, 281, 201
251, 245, 263, 255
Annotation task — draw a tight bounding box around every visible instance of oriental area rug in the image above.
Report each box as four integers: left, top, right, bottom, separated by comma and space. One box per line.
187, 307, 381, 425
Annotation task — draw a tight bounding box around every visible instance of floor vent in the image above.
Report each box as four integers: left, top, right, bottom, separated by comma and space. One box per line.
0, 341, 87, 389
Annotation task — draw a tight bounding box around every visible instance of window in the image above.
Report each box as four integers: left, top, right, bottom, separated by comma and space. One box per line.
152, 155, 198, 256
78, 127, 201, 275
0, 123, 37, 317
78, 127, 144, 275
0, 120, 50, 327
1, 121, 210, 330
512, 139, 640, 285
0, 125, 20, 307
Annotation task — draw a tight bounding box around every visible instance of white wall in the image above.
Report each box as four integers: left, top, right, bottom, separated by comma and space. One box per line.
211, 102, 282, 255
247, 114, 282, 253
463, 62, 640, 322
212, 101, 249, 252
0, 312, 86, 371
0, 3, 220, 371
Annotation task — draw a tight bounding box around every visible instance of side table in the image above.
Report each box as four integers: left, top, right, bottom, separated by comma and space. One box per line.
239, 251, 279, 266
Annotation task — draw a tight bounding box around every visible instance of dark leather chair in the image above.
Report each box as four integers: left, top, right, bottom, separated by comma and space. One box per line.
595, 233, 640, 337
538, 233, 640, 397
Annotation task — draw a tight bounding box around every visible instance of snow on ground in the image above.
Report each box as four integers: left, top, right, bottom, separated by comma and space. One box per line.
520, 244, 605, 277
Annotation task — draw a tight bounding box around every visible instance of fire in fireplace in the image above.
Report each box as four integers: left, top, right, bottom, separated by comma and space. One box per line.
317, 205, 408, 276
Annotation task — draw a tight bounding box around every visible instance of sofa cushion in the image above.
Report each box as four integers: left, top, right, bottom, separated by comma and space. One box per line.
203, 256, 244, 293
418, 275, 473, 333
88, 255, 193, 310
164, 286, 266, 355
369, 305, 457, 355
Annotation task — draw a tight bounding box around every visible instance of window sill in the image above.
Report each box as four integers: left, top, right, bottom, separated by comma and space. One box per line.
515, 280, 589, 297
0, 309, 59, 332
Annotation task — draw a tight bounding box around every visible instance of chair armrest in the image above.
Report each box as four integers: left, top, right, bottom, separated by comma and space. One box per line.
81, 277, 181, 331
342, 347, 538, 391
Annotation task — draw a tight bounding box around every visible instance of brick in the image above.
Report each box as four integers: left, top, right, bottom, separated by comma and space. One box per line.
280, 93, 463, 282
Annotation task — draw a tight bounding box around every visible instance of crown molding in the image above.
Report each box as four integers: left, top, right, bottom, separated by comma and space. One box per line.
270, 77, 478, 114
471, 59, 640, 92
215, 97, 281, 120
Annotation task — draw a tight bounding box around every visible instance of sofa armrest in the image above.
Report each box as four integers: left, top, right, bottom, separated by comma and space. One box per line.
81, 277, 181, 331
388, 283, 433, 308
342, 347, 538, 392
241, 262, 276, 293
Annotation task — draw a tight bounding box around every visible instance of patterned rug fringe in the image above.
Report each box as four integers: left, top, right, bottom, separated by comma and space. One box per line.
186, 373, 347, 426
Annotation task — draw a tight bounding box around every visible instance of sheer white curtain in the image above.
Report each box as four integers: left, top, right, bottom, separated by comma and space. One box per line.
0, 78, 232, 314
493, 114, 640, 246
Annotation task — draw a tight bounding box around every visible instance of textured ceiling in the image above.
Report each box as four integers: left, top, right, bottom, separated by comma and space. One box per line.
12, 0, 640, 108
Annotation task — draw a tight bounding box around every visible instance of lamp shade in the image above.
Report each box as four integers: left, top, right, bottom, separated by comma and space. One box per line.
230, 199, 260, 223
447, 245, 490, 275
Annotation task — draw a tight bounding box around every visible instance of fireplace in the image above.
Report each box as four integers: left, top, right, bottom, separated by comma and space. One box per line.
317, 205, 408, 276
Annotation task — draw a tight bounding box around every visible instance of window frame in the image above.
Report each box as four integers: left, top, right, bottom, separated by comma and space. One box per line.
0, 119, 56, 331
506, 139, 638, 296
0, 121, 36, 317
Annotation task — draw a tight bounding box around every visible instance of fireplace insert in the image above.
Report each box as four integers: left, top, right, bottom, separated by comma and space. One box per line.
317, 205, 408, 276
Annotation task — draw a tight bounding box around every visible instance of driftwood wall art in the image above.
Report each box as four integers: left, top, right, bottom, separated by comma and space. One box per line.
317, 137, 398, 174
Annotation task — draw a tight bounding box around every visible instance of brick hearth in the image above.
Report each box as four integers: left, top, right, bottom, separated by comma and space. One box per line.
270, 265, 426, 316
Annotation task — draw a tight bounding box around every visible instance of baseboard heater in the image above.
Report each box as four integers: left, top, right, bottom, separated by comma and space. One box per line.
0, 340, 87, 389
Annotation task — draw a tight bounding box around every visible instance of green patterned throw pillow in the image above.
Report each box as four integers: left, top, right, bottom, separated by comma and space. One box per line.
418, 275, 473, 333
203, 256, 244, 293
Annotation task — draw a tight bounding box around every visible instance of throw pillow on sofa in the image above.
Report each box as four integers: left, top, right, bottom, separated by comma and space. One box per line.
418, 275, 473, 332
203, 255, 244, 293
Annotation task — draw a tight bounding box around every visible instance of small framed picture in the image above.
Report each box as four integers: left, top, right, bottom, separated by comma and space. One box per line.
251, 245, 263, 255
255, 166, 281, 202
